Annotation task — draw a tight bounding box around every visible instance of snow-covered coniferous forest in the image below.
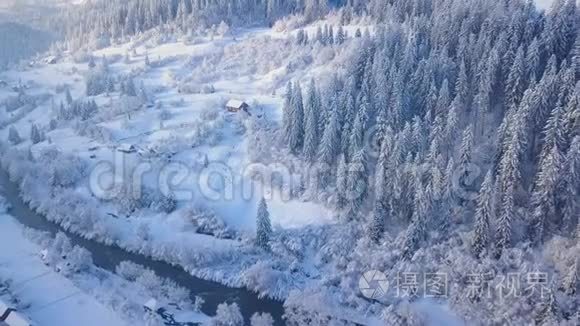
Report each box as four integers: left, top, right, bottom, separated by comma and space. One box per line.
0, 0, 579, 325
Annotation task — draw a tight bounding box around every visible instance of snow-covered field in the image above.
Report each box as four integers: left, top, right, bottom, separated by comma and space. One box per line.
0, 193, 211, 326
0, 23, 362, 311
0, 26, 337, 232
0, 213, 126, 326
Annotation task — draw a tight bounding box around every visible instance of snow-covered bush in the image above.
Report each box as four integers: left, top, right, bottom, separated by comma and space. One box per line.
116, 261, 143, 282
210, 303, 244, 326
67, 245, 93, 273
241, 261, 288, 298
185, 208, 234, 239
250, 313, 274, 326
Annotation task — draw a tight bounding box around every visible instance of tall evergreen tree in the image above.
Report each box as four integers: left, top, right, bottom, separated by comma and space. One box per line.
505, 45, 526, 110
344, 149, 368, 220
336, 154, 348, 209
472, 171, 494, 257
560, 136, 579, 232
562, 258, 578, 296
303, 80, 320, 161
30, 124, 42, 144
318, 102, 340, 165
256, 198, 272, 250
8, 126, 21, 145
530, 144, 562, 244
288, 82, 305, 154
369, 200, 385, 243
281, 81, 293, 143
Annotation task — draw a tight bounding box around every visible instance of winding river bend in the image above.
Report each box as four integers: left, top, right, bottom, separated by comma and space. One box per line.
0, 168, 285, 325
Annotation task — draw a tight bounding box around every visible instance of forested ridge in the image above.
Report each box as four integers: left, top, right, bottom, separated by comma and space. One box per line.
3, 0, 579, 324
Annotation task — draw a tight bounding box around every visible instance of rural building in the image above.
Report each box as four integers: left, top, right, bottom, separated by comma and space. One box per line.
0, 300, 32, 326
44, 56, 57, 64
225, 100, 249, 113
117, 144, 137, 154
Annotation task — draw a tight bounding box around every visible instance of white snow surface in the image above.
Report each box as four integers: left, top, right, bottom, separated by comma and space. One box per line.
0, 201, 127, 326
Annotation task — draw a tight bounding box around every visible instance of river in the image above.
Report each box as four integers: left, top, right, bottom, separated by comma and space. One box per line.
0, 168, 286, 325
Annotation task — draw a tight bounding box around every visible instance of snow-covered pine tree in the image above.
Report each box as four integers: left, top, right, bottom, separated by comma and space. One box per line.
505, 45, 526, 110
65, 88, 73, 105
336, 26, 345, 44
496, 128, 523, 254
369, 197, 386, 244
318, 101, 340, 166
335, 154, 348, 209
530, 143, 562, 244
444, 99, 459, 155
256, 197, 272, 250
402, 183, 428, 260
30, 123, 42, 144
124, 78, 137, 97
303, 79, 320, 161
348, 96, 369, 156
561, 259, 578, 296
49, 119, 57, 131
8, 126, 21, 145
281, 81, 293, 143
88, 56, 96, 69
472, 171, 494, 257
459, 126, 474, 168
340, 92, 356, 159
455, 60, 470, 110
288, 82, 304, 154
560, 136, 579, 232
344, 149, 368, 220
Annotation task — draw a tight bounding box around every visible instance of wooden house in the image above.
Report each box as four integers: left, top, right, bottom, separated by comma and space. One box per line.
225, 100, 249, 113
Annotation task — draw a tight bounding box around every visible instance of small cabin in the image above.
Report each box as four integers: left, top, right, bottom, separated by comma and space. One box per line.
225, 100, 249, 113
117, 144, 137, 154
0, 300, 33, 326
44, 56, 57, 65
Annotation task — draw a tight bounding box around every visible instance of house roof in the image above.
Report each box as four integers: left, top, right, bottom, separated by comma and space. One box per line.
4, 312, 32, 326
226, 100, 247, 108
0, 300, 10, 315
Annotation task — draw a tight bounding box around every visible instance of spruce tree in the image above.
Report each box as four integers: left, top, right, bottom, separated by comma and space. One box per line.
288, 82, 304, 154
505, 45, 525, 110
281, 81, 293, 143
561, 136, 579, 232
256, 198, 272, 250
303, 80, 320, 161
88, 56, 96, 69
318, 102, 340, 165
65, 88, 73, 105
562, 259, 578, 296
344, 149, 368, 220
530, 144, 562, 244
30, 124, 42, 144
472, 171, 494, 257
369, 200, 385, 243
336, 154, 348, 209
496, 132, 522, 254
8, 126, 21, 145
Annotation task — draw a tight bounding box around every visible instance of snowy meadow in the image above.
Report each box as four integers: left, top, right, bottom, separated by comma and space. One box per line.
0, 0, 579, 325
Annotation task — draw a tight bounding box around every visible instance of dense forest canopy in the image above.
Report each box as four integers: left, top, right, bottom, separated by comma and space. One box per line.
279, 0, 579, 254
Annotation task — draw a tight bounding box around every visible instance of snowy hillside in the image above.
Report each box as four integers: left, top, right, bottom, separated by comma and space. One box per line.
0, 0, 579, 325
